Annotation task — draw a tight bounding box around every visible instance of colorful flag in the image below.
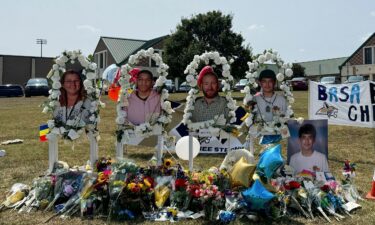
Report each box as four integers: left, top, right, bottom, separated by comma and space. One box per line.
39, 124, 49, 142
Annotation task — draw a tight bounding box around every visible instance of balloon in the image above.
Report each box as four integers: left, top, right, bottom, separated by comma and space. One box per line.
220, 148, 255, 171
259, 135, 282, 145
256, 144, 284, 179
241, 179, 275, 210
252, 173, 277, 193
230, 157, 256, 187
108, 84, 120, 102
175, 136, 200, 160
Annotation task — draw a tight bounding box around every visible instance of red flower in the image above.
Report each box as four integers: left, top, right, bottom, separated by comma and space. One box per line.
175, 178, 187, 189
284, 181, 301, 190
320, 184, 330, 192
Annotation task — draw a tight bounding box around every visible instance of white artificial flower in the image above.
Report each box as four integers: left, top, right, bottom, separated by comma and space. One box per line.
186, 75, 194, 82
214, 57, 221, 65
229, 58, 234, 64
52, 64, 59, 70
220, 57, 228, 64
287, 97, 295, 104
248, 62, 255, 70
56, 58, 64, 67
86, 72, 96, 80
42, 107, 49, 114
47, 120, 55, 129
258, 55, 266, 64
52, 82, 61, 89
285, 68, 293, 77
89, 115, 96, 122
83, 80, 93, 88
51, 74, 60, 82
189, 79, 197, 87
265, 52, 272, 60
116, 116, 125, 125
222, 63, 230, 72
147, 47, 154, 55
276, 73, 284, 81
253, 61, 259, 69
88, 63, 97, 71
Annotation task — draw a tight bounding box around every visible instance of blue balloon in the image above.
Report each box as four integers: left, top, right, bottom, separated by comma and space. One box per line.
256, 144, 284, 179
241, 180, 275, 210
259, 135, 281, 145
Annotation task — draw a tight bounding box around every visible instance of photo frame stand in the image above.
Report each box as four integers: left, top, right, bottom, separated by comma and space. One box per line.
115, 134, 164, 166
47, 132, 99, 173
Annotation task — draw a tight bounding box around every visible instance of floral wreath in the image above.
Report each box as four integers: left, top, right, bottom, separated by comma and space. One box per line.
116, 48, 173, 142
242, 49, 294, 138
42, 50, 102, 140
182, 51, 237, 134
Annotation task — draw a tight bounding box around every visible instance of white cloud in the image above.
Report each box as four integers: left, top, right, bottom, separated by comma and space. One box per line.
299, 48, 305, 52
359, 32, 372, 42
76, 25, 101, 33
247, 24, 265, 31
370, 11, 375, 16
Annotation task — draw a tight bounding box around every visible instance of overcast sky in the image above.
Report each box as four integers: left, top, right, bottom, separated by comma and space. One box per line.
0, 0, 374, 62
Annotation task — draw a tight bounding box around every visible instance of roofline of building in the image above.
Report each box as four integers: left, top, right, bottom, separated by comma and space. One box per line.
118, 35, 169, 65
297, 56, 348, 64
0, 54, 55, 59
339, 32, 375, 69
100, 36, 148, 42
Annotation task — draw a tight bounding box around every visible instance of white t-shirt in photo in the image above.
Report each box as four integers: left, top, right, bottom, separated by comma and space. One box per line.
289, 150, 329, 174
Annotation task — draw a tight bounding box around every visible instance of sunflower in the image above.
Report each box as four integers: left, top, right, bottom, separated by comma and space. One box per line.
163, 158, 174, 168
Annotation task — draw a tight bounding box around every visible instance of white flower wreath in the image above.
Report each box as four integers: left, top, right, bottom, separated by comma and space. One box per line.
182, 51, 237, 133
116, 47, 173, 142
242, 49, 294, 138
42, 50, 102, 140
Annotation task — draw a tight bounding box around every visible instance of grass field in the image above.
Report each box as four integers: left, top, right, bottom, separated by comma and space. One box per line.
0, 91, 374, 225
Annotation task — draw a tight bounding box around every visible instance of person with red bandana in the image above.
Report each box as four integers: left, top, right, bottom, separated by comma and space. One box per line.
191, 66, 229, 122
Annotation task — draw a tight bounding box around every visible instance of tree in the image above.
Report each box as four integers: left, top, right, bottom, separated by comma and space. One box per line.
292, 63, 306, 78
163, 11, 252, 80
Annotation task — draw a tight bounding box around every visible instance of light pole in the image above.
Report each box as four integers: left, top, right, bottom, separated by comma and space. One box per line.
36, 39, 47, 57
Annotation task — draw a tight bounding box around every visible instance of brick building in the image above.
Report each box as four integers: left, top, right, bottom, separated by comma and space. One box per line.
339, 32, 375, 82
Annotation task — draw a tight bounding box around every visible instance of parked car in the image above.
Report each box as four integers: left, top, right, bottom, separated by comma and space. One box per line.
178, 82, 191, 92
24, 78, 50, 97
234, 79, 249, 91
345, 75, 365, 83
290, 77, 308, 90
320, 76, 337, 85
0, 84, 24, 97
165, 79, 176, 93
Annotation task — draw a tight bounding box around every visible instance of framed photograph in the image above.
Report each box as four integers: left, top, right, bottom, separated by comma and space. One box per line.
287, 119, 329, 173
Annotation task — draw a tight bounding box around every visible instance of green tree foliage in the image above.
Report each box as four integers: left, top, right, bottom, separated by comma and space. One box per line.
292, 63, 306, 78
164, 11, 252, 80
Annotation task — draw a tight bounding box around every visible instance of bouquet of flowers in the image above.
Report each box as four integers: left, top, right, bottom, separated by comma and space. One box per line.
199, 184, 224, 221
